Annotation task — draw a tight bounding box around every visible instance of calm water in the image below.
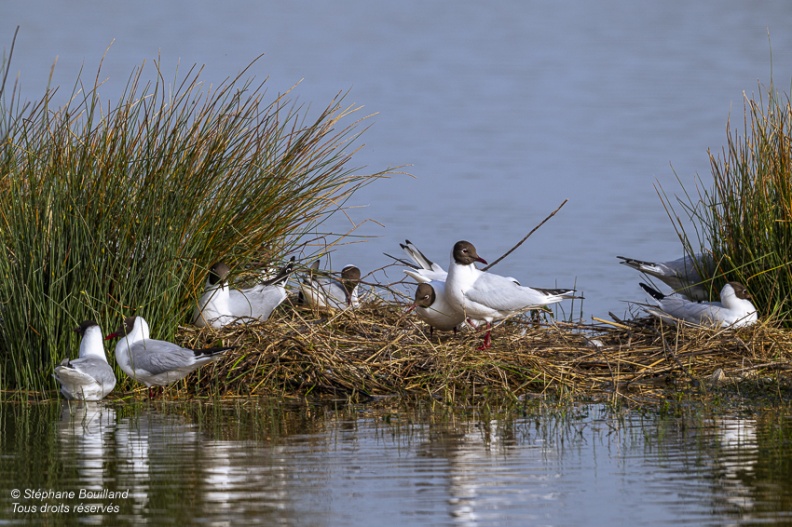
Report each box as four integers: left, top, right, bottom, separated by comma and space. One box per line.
3, 1, 792, 319
0, 401, 790, 526
3, 3, 792, 525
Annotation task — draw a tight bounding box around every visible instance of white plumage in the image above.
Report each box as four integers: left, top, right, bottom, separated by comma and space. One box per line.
639, 281, 758, 328
194, 258, 294, 328
53, 321, 116, 401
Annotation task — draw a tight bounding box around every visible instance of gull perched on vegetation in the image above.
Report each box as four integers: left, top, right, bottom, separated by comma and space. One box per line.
299, 261, 362, 310
409, 282, 467, 333
53, 320, 116, 401
617, 253, 715, 301
193, 257, 295, 328
106, 316, 234, 397
444, 240, 579, 349
638, 281, 758, 328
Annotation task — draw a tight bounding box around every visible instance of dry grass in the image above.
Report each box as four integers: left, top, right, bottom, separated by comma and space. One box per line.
150, 294, 792, 406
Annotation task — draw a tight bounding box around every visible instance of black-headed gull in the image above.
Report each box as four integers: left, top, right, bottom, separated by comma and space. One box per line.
193, 257, 295, 328
444, 241, 578, 349
409, 282, 466, 333
400, 240, 448, 283
106, 316, 234, 397
618, 254, 714, 301
639, 281, 758, 328
299, 261, 361, 310
398, 239, 520, 286
53, 321, 116, 401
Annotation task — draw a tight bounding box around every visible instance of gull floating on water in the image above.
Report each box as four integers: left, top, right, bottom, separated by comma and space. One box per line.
638, 281, 758, 328
618, 254, 715, 301
444, 240, 579, 349
299, 261, 361, 310
53, 320, 116, 401
193, 257, 295, 328
106, 316, 234, 397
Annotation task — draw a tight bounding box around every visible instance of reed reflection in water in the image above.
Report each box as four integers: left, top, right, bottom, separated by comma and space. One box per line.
0, 402, 790, 525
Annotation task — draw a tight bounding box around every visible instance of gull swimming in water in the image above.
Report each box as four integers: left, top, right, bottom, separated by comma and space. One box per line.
444, 240, 579, 349
299, 261, 361, 310
106, 316, 234, 397
53, 321, 116, 401
638, 281, 758, 328
193, 257, 295, 328
617, 253, 715, 301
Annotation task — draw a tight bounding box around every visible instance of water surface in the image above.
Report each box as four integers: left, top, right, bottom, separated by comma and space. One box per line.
3, 1, 792, 319
1, 401, 791, 526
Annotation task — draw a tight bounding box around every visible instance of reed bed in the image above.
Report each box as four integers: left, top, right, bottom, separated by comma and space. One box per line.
659, 79, 792, 324
158, 294, 792, 406
0, 45, 389, 391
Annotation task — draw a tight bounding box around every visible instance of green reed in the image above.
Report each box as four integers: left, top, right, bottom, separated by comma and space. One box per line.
659, 79, 792, 324
0, 52, 388, 392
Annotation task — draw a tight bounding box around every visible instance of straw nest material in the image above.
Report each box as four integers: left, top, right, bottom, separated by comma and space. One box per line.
166, 294, 792, 405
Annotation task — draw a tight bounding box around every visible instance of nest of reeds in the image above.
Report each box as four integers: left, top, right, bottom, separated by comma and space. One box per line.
165, 294, 792, 405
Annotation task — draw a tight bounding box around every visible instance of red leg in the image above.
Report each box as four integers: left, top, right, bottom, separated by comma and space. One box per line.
477, 323, 492, 350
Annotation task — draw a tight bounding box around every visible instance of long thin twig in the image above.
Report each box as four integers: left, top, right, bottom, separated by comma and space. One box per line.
483, 199, 568, 271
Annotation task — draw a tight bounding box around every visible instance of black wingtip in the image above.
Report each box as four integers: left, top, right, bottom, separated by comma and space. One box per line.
262, 256, 297, 287
193, 345, 236, 358
639, 282, 665, 300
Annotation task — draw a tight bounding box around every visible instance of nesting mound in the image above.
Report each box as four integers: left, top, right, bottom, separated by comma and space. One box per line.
165, 297, 792, 404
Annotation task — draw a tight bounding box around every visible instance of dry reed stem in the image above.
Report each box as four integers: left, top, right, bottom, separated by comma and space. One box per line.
152, 294, 792, 404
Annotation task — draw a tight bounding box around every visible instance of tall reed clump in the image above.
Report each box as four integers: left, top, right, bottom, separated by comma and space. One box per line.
0, 54, 388, 392
660, 80, 792, 324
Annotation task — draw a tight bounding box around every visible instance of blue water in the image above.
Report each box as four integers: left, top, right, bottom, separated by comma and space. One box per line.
1, 401, 790, 526
3, 1, 792, 320
2, 5, 792, 523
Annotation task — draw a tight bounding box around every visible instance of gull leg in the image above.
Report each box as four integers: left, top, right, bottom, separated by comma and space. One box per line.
477, 323, 492, 350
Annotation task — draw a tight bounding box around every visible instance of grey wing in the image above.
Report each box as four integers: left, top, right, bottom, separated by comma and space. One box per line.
467, 273, 554, 311
228, 289, 255, 318
402, 241, 445, 273
316, 278, 347, 305
244, 285, 287, 319
659, 297, 722, 323
653, 268, 710, 302
129, 341, 195, 375
72, 357, 116, 387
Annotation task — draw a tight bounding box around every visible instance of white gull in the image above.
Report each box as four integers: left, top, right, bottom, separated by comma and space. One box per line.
193, 257, 294, 328
299, 261, 361, 310
618, 253, 714, 301
444, 240, 578, 349
409, 282, 466, 333
638, 281, 757, 327
106, 316, 234, 397
53, 320, 116, 401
